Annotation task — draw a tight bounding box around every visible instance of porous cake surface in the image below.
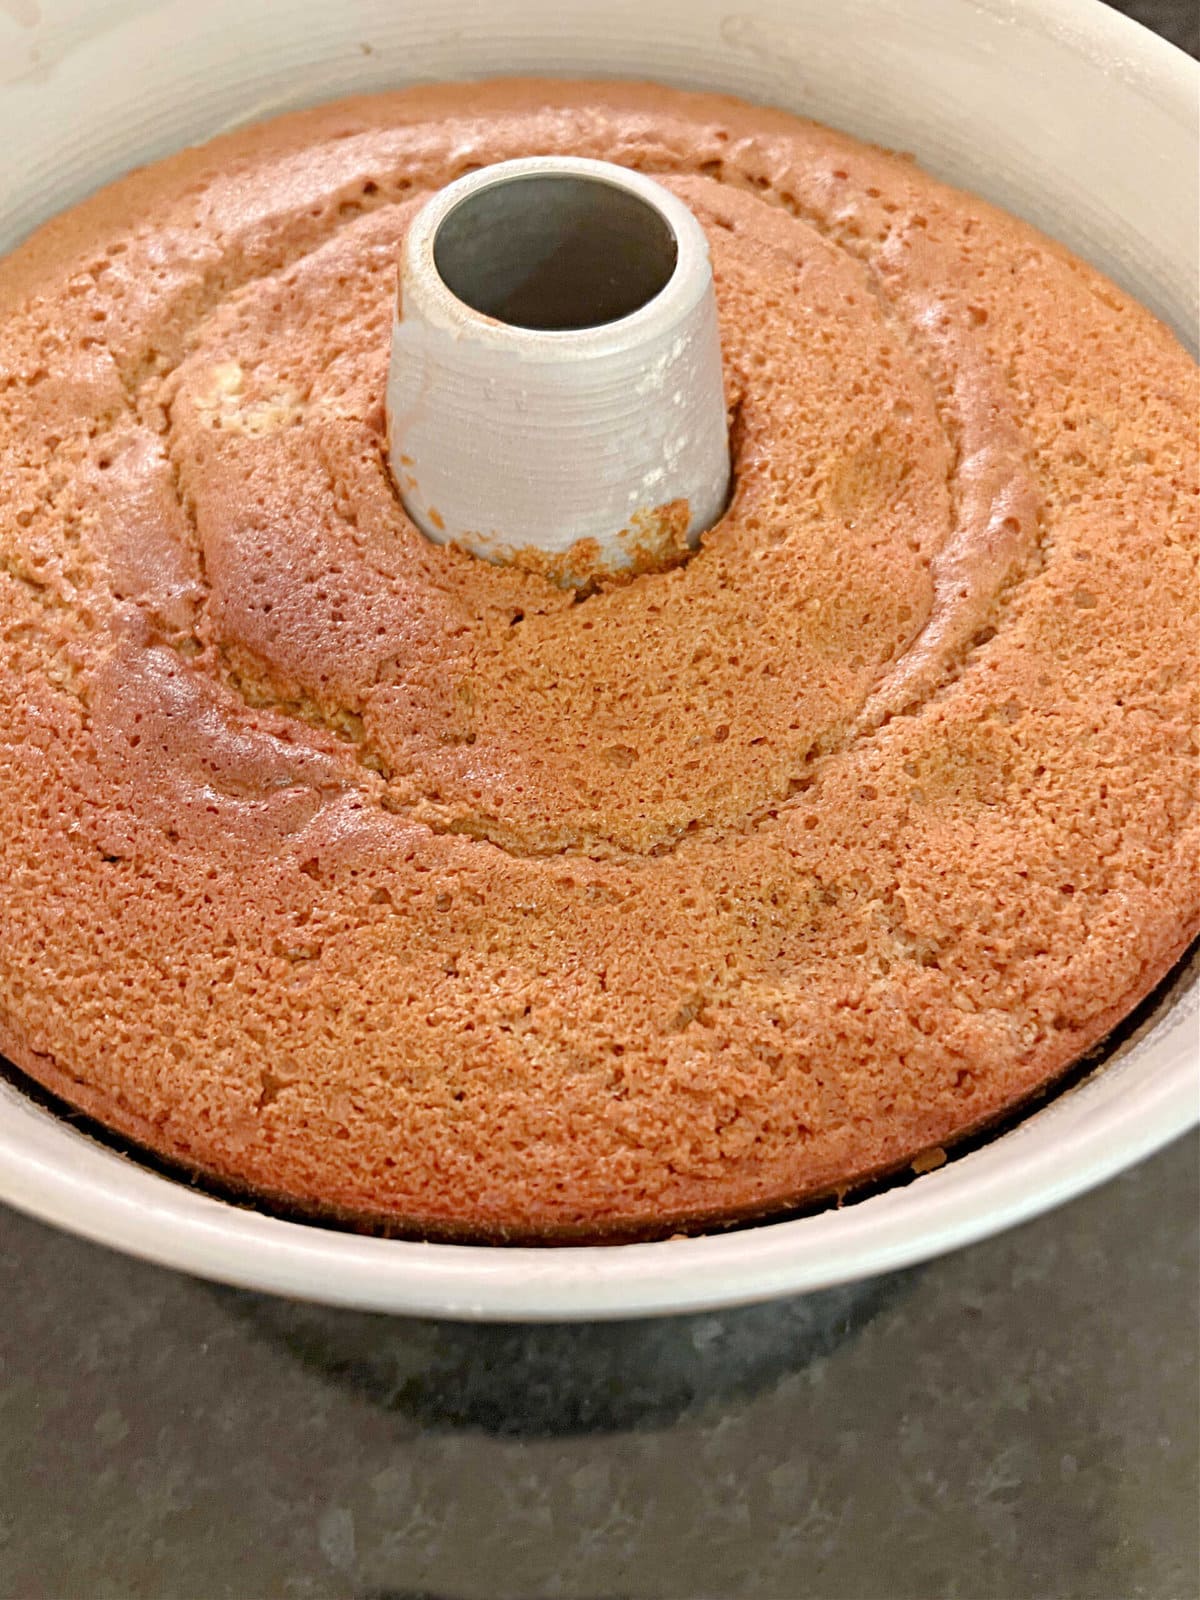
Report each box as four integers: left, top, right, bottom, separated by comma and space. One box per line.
0, 81, 1196, 1238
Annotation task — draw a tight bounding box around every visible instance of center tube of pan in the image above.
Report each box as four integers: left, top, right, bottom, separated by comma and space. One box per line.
386, 156, 730, 584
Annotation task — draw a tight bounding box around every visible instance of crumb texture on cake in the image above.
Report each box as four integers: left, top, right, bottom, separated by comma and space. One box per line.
0, 81, 1196, 1238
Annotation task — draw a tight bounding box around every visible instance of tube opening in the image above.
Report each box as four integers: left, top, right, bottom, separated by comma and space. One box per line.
432, 172, 678, 332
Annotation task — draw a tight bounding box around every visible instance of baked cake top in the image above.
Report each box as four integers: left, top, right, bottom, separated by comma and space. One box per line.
0, 81, 1195, 1237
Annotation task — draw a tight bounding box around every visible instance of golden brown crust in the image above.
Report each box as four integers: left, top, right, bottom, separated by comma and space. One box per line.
0, 80, 1196, 1239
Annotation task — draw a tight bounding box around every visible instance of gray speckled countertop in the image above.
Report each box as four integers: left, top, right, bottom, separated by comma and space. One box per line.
0, 1140, 1196, 1598
1, 4, 1197, 1597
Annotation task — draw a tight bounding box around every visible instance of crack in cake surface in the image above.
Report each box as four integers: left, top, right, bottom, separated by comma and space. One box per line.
105, 175, 1044, 857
